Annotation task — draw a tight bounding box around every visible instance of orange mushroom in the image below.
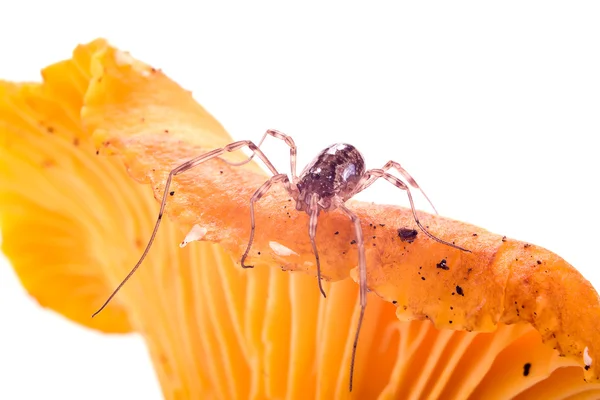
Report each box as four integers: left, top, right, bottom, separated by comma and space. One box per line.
1, 39, 599, 399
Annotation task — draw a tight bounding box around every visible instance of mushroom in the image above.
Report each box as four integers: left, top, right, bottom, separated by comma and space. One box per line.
1, 39, 599, 399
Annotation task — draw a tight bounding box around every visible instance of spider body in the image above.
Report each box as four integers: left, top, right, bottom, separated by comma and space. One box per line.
295, 143, 365, 212
93, 129, 470, 392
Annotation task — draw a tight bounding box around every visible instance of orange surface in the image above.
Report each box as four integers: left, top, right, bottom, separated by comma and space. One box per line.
1, 39, 599, 399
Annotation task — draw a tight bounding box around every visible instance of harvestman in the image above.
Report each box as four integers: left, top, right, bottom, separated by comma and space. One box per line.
92, 129, 470, 391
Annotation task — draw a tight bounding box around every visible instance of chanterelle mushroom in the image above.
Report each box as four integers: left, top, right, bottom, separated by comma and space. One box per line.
1, 39, 599, 399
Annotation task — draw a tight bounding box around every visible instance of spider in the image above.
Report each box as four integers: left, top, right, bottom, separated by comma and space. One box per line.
92, 129, 470, 391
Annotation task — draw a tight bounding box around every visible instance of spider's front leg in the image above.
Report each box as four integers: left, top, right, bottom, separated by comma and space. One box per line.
92, 140, 279, 317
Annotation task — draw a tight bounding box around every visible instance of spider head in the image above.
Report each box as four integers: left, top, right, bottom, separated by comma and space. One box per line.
293, 189, 333, 214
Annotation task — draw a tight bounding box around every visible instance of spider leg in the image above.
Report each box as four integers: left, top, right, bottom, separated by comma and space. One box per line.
307, 194, 327, 298
338, 203, 366, 392
240, 173, 291, 268
364, 169, 470, 253
358, 160, 439, 214
222, 129, 299, 182
92, 140, 280, 317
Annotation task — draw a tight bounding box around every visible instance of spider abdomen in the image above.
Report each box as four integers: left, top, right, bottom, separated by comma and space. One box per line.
297, 143, 366, 206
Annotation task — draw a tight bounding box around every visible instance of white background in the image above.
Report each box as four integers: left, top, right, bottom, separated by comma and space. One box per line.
1, 2, 599, 399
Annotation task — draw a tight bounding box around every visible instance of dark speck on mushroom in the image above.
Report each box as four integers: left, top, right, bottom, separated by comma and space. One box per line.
398, 228, 418, 243
523, 363, 531, 376
350, 240, 356, 245
436, 259, 449, 271
456, 285, 464, 296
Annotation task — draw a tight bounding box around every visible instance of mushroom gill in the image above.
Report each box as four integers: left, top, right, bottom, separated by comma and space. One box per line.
1, 39, 599, 399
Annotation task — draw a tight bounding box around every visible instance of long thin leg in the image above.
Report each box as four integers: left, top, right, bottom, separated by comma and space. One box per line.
338, 203, 366, 392
365, 169, 470, 253
92, 140, 280, 317
223, 129, 299, 181
240, 173, 290, 267
307, 193, 327, 298
358, 160, 438, 214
